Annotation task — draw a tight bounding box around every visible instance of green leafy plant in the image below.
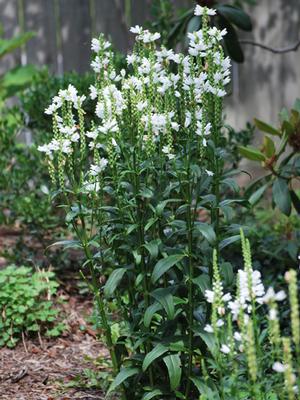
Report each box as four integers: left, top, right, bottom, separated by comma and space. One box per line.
0, 265, 64, 348
38, 5, 252, 398
239, 99, 300, 216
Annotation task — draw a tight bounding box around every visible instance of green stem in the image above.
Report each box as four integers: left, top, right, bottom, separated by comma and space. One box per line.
185, 141, 194, 398
132, 150, 154, 388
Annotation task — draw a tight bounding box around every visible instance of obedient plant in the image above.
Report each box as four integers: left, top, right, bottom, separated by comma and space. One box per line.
38, 5, 248, 398
202, 230, 300, 400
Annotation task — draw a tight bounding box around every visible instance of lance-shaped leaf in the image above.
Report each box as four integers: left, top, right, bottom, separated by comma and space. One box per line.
107, 367, 139, 394
163, 354, 182, 391
104, 268, 127, 297
142, 343, 168, 371
194, 222, 216, 244
254, 118, 281, 136
217, 4, 252, 31
151, 254, 184, 283
151, 288, 175, 320
273, 178, 291, 216
144, 302, 162, 328
142, 389, 163, 400
238, 146, 266, 162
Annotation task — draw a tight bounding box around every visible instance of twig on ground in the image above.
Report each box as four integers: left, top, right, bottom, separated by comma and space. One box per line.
21, 331, 28, 354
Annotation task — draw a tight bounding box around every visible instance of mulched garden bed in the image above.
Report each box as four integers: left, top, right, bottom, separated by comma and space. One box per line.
0, 283, 109, 399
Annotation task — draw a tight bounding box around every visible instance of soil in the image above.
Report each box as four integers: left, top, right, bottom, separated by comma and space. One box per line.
0, 294, 109, 400
0, 226, 110, 400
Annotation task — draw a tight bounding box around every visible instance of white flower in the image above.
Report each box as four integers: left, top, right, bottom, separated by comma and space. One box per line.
45, 103, 57, 115
130, 25, 143, 34
162, 145, 175, 160
91, 38, 100, 52
185, 111, 191, 128
216, 319, 224, 327
220, 344, 230, 354
61, 138, 72, 154
237, 269, 265, 306
38, 144, 52, 156
86, 129, 98, 140
205, 170, 214, 177
275, 290, 286, 301
127, 54, 137, 65
84, 181, 100, 193
234, 332, 242, 342
136, 101, 147, 112
263, 288, 286, 303
204, 290, 214, 303
272, 362, 286, 373
90, 158, 108, 176
222, 293, 232, 302
99, 119, 119, 134
204, 324, 214, 333
194, 5, 216, 16
208, 27, 227, 42
89, 85, 98, 100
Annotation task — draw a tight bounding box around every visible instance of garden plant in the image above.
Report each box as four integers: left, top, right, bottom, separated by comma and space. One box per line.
36, 4, 300, 399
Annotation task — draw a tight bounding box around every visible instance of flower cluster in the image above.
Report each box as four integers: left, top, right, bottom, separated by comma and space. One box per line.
39, 5, 231, 187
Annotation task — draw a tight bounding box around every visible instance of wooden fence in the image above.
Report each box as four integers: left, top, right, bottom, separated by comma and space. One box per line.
0, 0, 189, 74
0, 0, 299, 129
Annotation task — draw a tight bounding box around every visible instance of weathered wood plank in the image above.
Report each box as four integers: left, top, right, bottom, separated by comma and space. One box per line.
94, 0, 129, 52
23, 0, 58, 72
0, 0, 20, 73
59, 0, 92, 73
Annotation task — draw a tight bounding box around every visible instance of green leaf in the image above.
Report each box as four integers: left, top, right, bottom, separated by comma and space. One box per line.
1, 65, 38, 99
217, 5, 252, 31
142, 343, 168, 371
151, 288, 175, 320
104, 268, 127, 297
221, 178, 239, 193
254, 118, 281, 136
194, 222, 216, 244
199, 332, 217, 353
273, 178, 291, 216
219, 17, 244, 63
163, 354, 182, 391
248, 183, 269, 205
0, 32, 35, 58
107, 367, 139, 394
144, 303, 162, 327
190, 377, 220, 399
219, 234, 240, 250
151, 254, 184, 283
142, 389, 163, 400
282, 120, 294, 136
220, 262, 234, 285
193, 274, 211, 295
186, 15, 201, 35
293, 98, 300, 114
143, 239, 161, 260
263, 136, 276, 157
290, 190, 300, 214
238, 146, 266, 161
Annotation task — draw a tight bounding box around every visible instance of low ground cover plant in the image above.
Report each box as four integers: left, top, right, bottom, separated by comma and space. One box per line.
38, 4, 299, 399
0, 265, 64, 348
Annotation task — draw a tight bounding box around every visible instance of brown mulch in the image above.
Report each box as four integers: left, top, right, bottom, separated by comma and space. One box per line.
0, 292, 110, 400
